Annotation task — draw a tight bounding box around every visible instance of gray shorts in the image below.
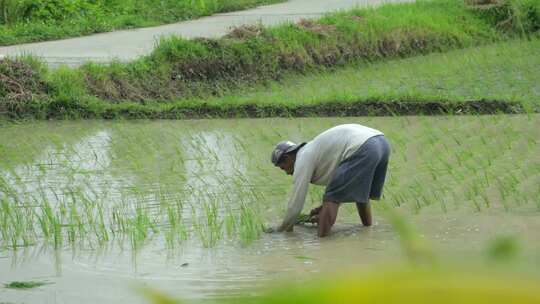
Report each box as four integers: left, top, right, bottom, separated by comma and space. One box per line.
323, 135, 391, 204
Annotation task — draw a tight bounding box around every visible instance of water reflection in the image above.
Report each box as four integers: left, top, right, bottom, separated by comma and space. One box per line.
1, 130, 115, 205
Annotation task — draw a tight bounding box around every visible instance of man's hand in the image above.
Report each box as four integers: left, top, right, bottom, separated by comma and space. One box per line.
307, 214, 319, 224
264, 226, 277, 233
310, 205, 323, 217
306, 205, 323, 225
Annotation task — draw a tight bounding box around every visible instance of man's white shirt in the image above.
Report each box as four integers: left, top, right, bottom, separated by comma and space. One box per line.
280, 124, 383, 229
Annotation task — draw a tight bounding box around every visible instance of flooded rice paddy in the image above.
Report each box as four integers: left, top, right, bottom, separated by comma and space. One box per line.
1, 115, 540, 303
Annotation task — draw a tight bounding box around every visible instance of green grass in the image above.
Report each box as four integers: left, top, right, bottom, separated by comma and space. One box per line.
80, 0, 537, 103
1, 0, 539, 119
50, 38, 540, 119
180, 38, 540, 109
0, 0, 285, 45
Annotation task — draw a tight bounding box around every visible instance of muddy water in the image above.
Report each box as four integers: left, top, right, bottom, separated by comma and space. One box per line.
1, 116, 539, 303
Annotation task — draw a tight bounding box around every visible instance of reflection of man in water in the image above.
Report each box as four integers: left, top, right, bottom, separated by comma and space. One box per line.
269, 124, 391, 237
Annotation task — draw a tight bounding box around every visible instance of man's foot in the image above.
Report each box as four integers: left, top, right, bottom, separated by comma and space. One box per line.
318, 201, 339, 237
356, 202, 372, 227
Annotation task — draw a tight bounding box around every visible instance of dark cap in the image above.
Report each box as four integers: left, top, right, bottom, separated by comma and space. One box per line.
271, 141, 306, 166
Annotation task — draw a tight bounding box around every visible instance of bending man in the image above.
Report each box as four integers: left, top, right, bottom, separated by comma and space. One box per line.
270, 124, 391, 237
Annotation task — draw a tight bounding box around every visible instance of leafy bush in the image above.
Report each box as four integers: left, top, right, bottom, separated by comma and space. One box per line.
0, 0, 33, 24
0, 0, 285, 45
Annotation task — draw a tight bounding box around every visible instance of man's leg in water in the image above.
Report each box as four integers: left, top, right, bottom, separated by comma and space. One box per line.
318, 201, 340, 237
356, 201, 372, 227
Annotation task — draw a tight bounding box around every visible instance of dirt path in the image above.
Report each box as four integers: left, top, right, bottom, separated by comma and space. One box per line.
0, 0, 411, 67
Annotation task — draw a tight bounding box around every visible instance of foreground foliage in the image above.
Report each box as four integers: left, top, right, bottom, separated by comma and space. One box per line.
224, 268, 540, 304
140, 259, 540, 303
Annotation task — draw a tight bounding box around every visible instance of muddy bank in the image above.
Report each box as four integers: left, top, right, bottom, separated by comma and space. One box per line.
0, 57, 534, 119
97, 100, 533, 119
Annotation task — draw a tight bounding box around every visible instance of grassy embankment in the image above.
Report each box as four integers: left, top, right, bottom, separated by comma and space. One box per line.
0, 0, 285, 45
176, 38, 540, 117
0, 0, 539, 119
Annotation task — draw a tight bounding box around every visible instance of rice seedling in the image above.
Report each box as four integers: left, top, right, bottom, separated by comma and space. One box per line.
192, 200, 223, 248
127, 202, 158, 250
164, 200, 188, 249
224, 207, 237, 239
237, 202, 263, 246
0, 115, 538, 253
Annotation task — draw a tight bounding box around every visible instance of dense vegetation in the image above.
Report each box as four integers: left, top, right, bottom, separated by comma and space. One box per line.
167, 39, 538, 118
0, 0, 284, 45
0, 0, 539, 119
